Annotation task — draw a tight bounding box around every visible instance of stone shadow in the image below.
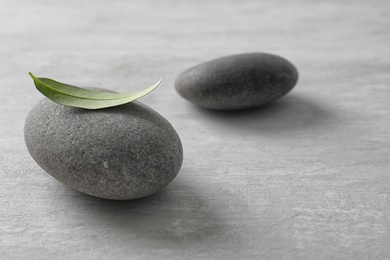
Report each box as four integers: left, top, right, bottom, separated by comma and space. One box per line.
55, 174, 223, 243
191, 94, 335, 134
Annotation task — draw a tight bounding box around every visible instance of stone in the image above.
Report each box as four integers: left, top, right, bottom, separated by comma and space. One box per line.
175, 52, 299, 110
24, 97, 183, 200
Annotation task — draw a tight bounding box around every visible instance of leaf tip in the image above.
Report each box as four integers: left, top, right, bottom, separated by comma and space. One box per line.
28, 72, 36, 80
157, 76, 164, 85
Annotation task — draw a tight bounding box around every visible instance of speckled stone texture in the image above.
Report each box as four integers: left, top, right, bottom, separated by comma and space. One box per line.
24, 98, 183, 200
175, 53, 299, 110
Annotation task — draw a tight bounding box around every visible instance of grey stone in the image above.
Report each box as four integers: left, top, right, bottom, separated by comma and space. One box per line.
24, 97, 183, 200
175, 52, 299, 110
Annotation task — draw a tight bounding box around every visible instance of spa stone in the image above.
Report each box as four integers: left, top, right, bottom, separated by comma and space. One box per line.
24, 98, 183, 200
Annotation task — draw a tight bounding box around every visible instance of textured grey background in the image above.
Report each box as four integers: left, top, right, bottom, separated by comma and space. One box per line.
1, 0, 389, 259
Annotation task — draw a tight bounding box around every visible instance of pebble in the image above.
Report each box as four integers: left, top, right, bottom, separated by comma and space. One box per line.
175, 53, 299, 110
24, 97, 183, 200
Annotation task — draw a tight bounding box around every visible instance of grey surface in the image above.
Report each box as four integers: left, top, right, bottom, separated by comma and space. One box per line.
175, 53, 298, 110
1, 0, 389, 259
24, 99, 183, 200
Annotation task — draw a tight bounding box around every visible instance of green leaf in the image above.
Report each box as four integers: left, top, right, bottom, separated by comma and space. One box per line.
29, 72, 163, 109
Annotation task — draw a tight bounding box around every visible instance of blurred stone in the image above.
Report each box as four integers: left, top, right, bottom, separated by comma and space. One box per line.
175, 53, 299, 110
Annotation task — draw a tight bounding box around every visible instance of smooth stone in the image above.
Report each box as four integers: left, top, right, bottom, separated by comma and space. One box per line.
24, 97, 183, 200
175, 52, 299, 110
